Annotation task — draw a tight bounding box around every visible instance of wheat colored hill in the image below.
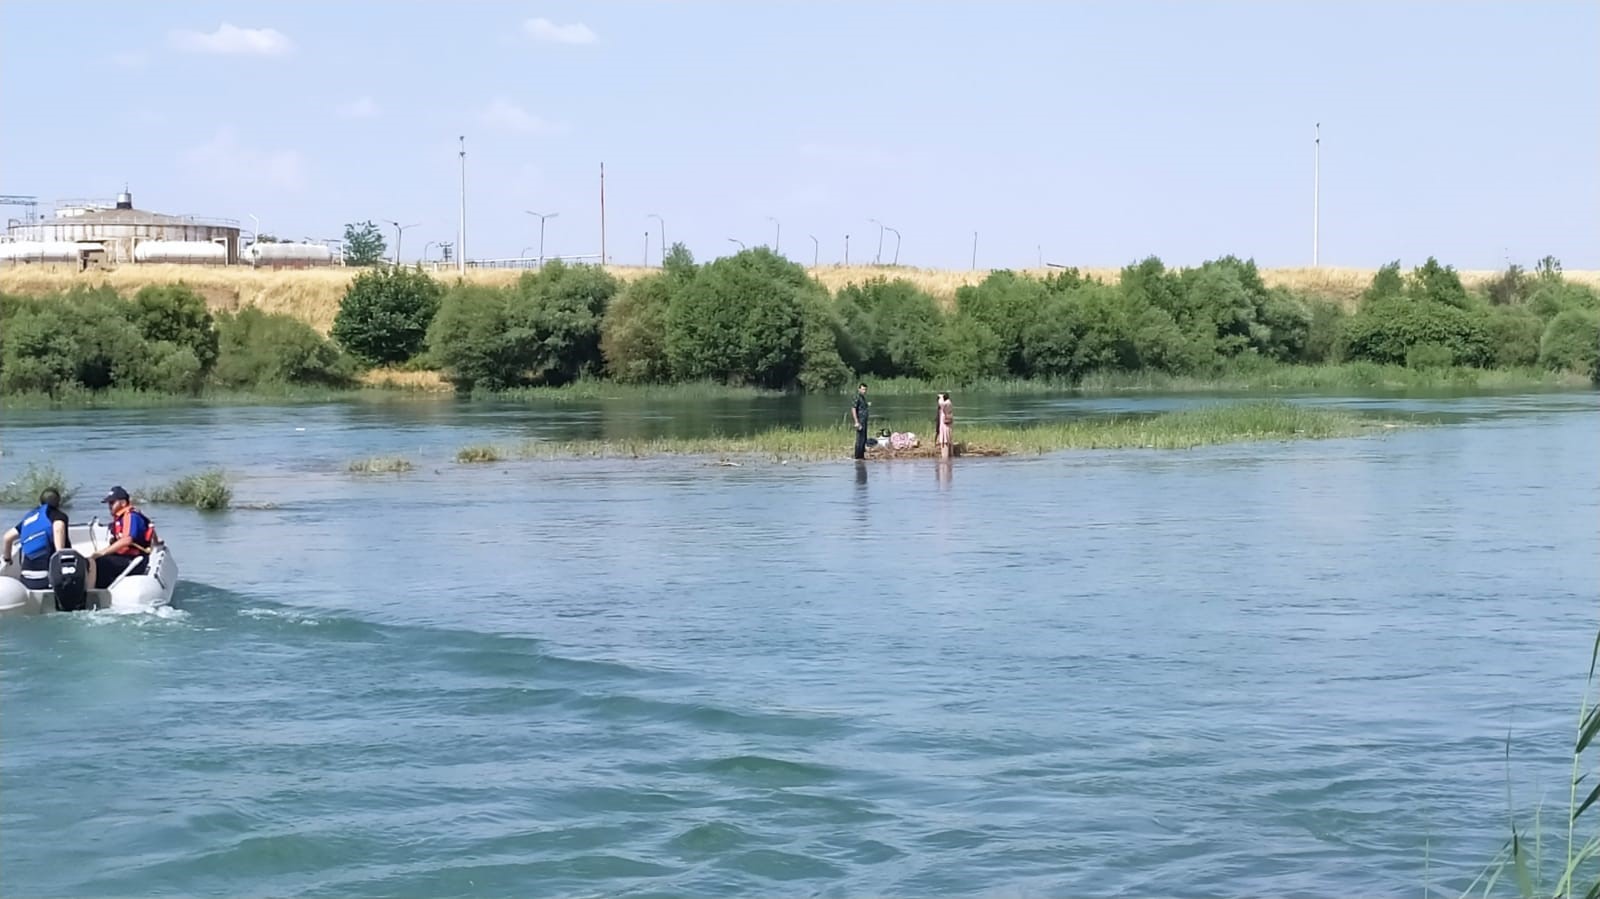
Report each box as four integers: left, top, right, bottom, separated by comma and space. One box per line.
3, 263, 1596, 334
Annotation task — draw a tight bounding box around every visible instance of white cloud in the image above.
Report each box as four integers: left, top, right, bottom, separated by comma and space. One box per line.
170, 23, 292, 56
337, 97, 380, 119
481, 98, 565, 135
183, 129, 306, 192
523, 17, 597, 45
110, 50, 148, 68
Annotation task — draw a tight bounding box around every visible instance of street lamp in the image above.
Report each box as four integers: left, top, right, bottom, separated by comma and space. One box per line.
868, 218, 884, 264
808, 234, 819, 268
767, 216, 781, 254
385, 220, 420, 267
727, 238, 746, 252
886, 226, 901, 266
647, 213, 665, 263
525, 211, 558, 266
423, 241, 438, 265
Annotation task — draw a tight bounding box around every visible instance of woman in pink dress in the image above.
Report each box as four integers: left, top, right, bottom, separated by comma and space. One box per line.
936, 392, 954, 459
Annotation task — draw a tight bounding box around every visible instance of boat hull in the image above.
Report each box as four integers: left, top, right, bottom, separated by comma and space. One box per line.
0, 521, 179, 616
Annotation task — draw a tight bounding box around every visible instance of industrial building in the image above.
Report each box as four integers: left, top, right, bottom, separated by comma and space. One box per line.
0, 190, 339, 269
1, 191, 242, 267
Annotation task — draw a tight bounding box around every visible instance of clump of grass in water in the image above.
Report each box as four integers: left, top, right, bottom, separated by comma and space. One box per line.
0, 462, 76, 506
1460, 631, 1600, 898
141, 470, 232, 511
456, 445, 502, 463
348, 456, 414, 474
514, 401, 1398, 461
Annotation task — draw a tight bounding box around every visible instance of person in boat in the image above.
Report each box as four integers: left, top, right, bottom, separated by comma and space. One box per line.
90, 486, 156, 588
1, 488, 71, 590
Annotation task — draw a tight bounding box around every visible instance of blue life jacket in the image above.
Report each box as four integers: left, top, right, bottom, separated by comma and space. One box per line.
17, 503, 54, 562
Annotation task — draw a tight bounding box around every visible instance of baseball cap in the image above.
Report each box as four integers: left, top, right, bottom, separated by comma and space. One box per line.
102, 486, 130, 504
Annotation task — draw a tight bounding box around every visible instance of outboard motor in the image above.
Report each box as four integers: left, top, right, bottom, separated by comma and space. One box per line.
48, 549, 89, 612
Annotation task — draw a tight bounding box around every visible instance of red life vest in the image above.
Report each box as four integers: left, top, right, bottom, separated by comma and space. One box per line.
111, 506, 157, 556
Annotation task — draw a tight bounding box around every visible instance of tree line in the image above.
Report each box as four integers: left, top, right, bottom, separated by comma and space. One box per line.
2, 249, 1596, 397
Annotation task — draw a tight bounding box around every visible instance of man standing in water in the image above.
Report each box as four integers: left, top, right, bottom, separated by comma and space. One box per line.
851, 382, 870, 460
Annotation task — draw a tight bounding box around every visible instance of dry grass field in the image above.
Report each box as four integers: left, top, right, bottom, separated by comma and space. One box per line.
4, 262, 1596, 334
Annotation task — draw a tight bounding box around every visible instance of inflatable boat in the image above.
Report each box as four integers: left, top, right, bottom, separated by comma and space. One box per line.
0, 519, 178, 616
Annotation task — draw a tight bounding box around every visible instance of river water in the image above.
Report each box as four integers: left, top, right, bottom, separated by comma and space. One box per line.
1, 390, 1595, 897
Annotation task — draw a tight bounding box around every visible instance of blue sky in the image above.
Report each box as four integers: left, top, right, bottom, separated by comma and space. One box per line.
2, 2, 1595, 270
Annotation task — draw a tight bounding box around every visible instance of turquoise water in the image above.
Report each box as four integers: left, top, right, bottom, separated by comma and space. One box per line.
1, 391, 1595, 896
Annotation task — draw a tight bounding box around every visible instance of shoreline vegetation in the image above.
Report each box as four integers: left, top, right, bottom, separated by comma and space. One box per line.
0, 362, 1588, 411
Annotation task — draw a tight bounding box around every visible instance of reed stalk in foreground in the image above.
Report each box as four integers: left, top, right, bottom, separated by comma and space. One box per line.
1460, 631, 1600, 899
512, 401, 1400, 462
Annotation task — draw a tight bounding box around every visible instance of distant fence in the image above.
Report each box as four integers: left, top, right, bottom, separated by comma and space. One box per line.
443, 254, 603, 271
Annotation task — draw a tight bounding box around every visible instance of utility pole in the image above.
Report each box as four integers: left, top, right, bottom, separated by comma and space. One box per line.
767, 216, 781, 254
648, 213, 665, 263
971, 231, 978, 270
643, 231, 649, 266
809, 234, 819, 268
457, 136, 467, 273
386, 220, 419, 267
844, 234, 850, 266
599, 162, 607, 267
526, 211, 557, 267
1313, 122, 1321, 267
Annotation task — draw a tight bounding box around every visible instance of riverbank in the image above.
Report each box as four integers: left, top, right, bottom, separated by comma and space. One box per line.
7, 263, 1597, 334
0, 363, 1587, 410
455, 401, 1401, 463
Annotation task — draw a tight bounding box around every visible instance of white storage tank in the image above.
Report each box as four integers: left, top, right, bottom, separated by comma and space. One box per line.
247, 242, 333, 267
133, 240, 227, 264
0, 241, 83, 263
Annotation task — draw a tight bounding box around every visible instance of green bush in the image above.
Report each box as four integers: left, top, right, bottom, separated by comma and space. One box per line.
1529, 280, 1600, 321
331, 267, 443, 365
1405, 257, 1470, 309
1485, 307, 1543, 368
1362, 261, 1405, 303
834, 278, 943, 379
1303, 301, 1347, 363
0, 303, 79, 394
665, 248, 822, 388
954, 270, 1047, 376
1405, 342, 1454, 370
601, 274, 675, 382
1022, 283, 1194, 380
1538, 310, 1600, 374
1341, 296, 1492, 367
131, 284, 218, 373
214, 308, 356, 388
797, 289, 852, 391
429, 262, 618, 391
1484, 264, 1533, 306
927, 314, 1003, 384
